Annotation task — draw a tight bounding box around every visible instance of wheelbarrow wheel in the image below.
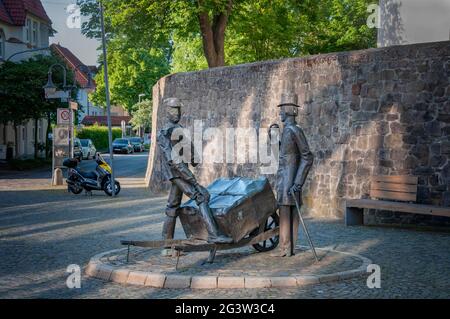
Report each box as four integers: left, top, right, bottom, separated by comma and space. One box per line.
251, 213, 279, 252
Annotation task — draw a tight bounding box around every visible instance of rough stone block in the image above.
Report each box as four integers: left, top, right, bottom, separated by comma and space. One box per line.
296, 275, 320, 286
270, 277, 297, 288
110, 269, 130, 284
85, 262, 99, 277
218, 277, 245, 289
319, 274, 340, 283
244, 277, 271, 289
127, 271, 148, 286
145, 273, 166, 288
164, 275, 191, 289
338, 270, 364, 280
191, 276, 218, 289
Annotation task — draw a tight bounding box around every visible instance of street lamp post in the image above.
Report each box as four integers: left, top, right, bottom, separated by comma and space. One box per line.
99, 1, 117, 197
6, 47, 50, 62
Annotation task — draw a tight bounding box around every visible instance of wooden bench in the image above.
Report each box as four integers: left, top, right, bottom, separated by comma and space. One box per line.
345, 175, 450, 226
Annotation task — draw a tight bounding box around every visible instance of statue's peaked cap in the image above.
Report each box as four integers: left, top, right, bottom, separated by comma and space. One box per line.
163, 97, 183, 108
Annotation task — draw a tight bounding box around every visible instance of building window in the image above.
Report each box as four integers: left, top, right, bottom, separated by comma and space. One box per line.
25, 19, 32, 43
32, 21, 38, 45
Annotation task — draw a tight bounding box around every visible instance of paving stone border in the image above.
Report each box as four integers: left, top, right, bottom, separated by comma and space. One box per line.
86, 246, 372, 289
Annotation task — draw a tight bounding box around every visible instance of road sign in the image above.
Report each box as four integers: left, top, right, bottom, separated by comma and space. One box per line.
69, 101, 78, 110
45, 90, 70, 100
54, 127, 70, 146
57, 108, 71, 125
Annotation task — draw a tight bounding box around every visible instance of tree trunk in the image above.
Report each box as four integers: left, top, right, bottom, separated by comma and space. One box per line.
198, 0, 233, 68
34, 118, 39, 159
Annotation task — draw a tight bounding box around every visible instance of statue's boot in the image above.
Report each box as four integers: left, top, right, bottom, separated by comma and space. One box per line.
161, 216, 176, 257
198, 202, 233, 244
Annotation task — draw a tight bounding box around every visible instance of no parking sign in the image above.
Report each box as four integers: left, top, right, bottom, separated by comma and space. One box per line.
57, 108, 71, 125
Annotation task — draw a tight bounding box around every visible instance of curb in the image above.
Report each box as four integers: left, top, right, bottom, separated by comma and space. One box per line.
85, 247, 372, 289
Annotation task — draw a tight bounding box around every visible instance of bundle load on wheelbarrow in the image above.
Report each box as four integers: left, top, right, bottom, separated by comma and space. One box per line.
179, 177, 278, 244
121, 177, 280, 264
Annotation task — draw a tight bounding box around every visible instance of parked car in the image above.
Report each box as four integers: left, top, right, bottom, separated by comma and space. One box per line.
73, 138, 83, 161
129, 137, 145, 152
80, 139, 97, 160
112, 138, 134, 154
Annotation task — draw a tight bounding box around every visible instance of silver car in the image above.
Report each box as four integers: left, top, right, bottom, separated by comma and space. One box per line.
80, 139, 97, 160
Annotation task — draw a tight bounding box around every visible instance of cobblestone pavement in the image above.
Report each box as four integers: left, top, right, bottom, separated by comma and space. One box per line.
0, 183, 449, 299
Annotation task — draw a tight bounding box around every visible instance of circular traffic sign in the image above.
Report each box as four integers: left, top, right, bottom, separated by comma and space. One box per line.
61, 110, 70, 121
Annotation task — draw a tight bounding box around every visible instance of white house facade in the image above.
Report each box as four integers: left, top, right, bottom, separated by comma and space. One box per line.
0, 0, 53, 159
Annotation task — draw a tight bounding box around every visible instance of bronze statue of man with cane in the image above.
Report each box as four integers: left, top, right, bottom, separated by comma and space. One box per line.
271, 94, 315, 257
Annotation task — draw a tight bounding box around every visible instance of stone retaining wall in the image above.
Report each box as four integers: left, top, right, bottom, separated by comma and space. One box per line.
146, 41, 450, 221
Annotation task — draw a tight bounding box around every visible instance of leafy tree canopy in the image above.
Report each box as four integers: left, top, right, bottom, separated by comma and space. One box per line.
78, 0, 376, 106
130, 99, 152, 133
0, 54, 76, 125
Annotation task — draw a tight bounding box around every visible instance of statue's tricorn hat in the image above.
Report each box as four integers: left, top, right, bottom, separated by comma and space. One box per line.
163, 97, 183, 109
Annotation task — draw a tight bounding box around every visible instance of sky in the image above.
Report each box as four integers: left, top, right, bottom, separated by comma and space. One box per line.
42, 0, 100, 66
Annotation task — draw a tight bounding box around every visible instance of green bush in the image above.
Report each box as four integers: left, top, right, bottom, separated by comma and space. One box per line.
76, 125, 122, 151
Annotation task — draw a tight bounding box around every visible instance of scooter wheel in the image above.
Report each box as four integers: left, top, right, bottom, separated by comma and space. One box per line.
69, 185, 83, 195
104, 180, 121, 196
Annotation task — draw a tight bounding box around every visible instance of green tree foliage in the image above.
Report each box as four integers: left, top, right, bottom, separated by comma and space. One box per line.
0, 55, 76, 158
90, 43, 170, 113
130, 99, 152, 133
77, 0, 171, 112
78, 0, 377, 101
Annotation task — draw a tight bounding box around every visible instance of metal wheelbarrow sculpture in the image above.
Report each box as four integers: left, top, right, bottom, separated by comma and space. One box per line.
121, 176, 318, 266
122, 177, 280, 265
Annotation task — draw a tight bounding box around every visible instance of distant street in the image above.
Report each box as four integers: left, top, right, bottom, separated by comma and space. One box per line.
78, 152, 149, 179
0, 152, 149, 190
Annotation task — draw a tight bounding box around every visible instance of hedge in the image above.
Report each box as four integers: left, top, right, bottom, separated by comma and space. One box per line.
76, 125, 122, 151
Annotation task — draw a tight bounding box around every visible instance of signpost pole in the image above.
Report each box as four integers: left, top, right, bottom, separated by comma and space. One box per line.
100, 1, 116, 197
51, 127, 55, 186
69, 104, 74, 158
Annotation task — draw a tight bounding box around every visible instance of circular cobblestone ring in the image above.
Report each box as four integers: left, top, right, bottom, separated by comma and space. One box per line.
85, 246, 372, 289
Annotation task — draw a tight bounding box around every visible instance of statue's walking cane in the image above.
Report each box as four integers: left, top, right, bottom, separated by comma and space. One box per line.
292, 193, 319, 262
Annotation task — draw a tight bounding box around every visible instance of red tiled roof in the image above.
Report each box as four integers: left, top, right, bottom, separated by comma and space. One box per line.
81, 116, 132, 127
51, 43, 96, 89
0, 1, 13, 24
1, 0, 51, 26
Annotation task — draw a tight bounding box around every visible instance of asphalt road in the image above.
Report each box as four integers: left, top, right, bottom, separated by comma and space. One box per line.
0, 152, 149, 180
78, 152, 149, 178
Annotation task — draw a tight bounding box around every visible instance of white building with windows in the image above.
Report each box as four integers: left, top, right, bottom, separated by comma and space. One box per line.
0, 0, 53, 159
